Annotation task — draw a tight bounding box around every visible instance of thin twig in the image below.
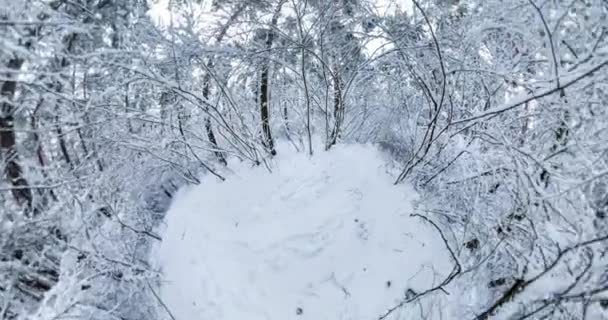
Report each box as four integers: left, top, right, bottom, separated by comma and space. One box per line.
147, 281, 177, 320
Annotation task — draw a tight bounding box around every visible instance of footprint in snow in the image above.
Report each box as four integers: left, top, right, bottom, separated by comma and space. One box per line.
354, 219, 369, 241
348, 188, 364, 200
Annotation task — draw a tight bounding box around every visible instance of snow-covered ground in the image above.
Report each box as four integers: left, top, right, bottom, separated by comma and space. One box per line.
155, 143, 451, 320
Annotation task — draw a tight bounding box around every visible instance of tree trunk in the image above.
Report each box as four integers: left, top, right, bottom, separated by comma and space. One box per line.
53, 33, 77, 169
202, 75, 227, 166
0, 57, 34, 212
55, 115, 73, 169
327, 68, 343, 149
259, 63, 276, 155
258, 0, 286, 156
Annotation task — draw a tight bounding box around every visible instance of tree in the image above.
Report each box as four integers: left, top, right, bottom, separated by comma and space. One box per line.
1, 0, 607, 318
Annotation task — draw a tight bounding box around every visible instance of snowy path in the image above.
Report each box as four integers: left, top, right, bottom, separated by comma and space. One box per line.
156, 144, 450, 320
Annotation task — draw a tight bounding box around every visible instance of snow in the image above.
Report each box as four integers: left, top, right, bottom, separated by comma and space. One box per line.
155, 143, 451, 320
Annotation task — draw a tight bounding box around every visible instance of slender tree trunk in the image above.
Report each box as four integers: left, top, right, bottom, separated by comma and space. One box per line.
55, 115, 73, 169
204, 116, 227, 166
202, 75, 227, 166
283, 101, 300, 152
53, 34, 76, 169
259, 63, 276, 155
327, 67, 343, 149
294, 1, 313, 155
125, 82, 134, 134
78, 59, 102, 172
258, 0, 286, 156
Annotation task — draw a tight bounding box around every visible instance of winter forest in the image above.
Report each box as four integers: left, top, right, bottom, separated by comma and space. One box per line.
1, 0, 607, 319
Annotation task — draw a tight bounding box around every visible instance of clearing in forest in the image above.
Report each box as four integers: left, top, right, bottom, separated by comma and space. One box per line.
156, 143, 450, 319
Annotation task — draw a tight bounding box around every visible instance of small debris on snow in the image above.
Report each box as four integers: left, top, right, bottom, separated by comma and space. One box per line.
465, 238, 480, 251
488, 278, 506, 288
404, 288, 417, 300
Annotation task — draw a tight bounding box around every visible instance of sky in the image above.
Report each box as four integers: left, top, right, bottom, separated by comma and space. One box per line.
146, 0, 415, 58
147, 0, 414, 26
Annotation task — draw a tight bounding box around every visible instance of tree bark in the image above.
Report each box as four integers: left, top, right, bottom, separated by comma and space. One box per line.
258, 0, 286, 156
0, 57, 34, 212
202, 74, 227, 166
259, 63, 276, 155
327, 67, 343, 149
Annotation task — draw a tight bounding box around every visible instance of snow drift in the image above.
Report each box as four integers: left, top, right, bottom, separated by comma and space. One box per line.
156, 143, 451, 320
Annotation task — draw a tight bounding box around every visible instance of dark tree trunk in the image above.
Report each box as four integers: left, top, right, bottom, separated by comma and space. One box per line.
202, 75, 227, 166
55, 115, 73, 169
204, 116, 227, 166
327, 69, 343, 149
1, 57, 34, 212
257, 0, 285, 156
259, 63, 276, 155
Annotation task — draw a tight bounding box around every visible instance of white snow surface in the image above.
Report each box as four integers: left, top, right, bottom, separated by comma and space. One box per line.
156, 143, 451, 320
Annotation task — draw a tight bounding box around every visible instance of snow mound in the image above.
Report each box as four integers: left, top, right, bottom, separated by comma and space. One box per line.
156, 143, 450, 320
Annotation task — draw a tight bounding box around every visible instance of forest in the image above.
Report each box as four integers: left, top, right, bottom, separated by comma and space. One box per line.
1, 0, 607, 319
